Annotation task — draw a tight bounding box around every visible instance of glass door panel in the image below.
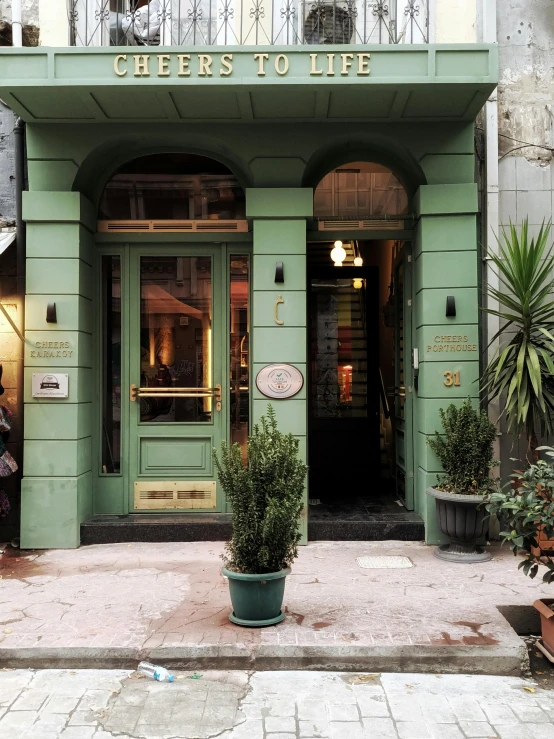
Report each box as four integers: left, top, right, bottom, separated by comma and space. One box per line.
128, 247, 224, 512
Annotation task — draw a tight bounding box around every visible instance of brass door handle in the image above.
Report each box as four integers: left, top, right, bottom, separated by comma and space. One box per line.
130, 384, 222, 410
274, 295, 284, 325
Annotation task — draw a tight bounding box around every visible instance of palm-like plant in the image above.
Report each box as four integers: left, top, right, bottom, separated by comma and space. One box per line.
482, 219, 554, 447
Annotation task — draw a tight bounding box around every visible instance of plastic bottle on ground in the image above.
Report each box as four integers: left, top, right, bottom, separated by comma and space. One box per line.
137, 661, 175, 682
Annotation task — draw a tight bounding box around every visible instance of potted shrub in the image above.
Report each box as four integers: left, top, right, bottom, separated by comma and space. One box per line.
426, 399, 498, 563
213, 405, 307, 627
485, 448, 554, 655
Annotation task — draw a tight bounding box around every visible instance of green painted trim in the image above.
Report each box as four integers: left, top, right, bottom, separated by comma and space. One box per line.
23, 191, 95, 231
246, 189, 313, 218
414, 184, 479, 215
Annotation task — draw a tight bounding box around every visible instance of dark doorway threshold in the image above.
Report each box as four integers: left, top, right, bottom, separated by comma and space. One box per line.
81, 513, 232, 545
308, 490, 424, 541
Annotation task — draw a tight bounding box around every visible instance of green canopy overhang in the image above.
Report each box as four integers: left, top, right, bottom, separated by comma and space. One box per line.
0, 44, 497, 124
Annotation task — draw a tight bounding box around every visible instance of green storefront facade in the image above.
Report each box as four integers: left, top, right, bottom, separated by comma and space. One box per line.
0, 44, 497, 548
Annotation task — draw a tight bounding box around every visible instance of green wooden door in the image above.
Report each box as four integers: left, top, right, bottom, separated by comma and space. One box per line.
393, 246, 415, 510
128, 245, 226, 512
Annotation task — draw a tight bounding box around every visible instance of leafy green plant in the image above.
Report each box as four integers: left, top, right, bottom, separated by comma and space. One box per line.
485, 446, 554, 583
427, 398, 498, 495
482, 219, 554, 446
213, 404, 308, 574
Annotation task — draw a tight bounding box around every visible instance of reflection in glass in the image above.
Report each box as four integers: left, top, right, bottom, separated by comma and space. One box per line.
310, 279, 368, 418
314, 161, 408, 219
99, 153, 245, 221
140, 256, 212, 423
102, 255, 121, 473
230, 255, 249, 456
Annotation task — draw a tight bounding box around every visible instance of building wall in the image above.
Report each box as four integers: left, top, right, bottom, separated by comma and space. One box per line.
496, 0, 554, 466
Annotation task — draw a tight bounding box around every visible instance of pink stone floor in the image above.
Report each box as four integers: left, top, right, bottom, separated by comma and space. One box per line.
0, 540, 549, 661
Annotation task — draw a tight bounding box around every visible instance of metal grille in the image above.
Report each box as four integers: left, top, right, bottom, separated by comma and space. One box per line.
356, 555, 412, 569
68, 0, 429, 47
134, 480, 217, 509
97, 220, 248, 233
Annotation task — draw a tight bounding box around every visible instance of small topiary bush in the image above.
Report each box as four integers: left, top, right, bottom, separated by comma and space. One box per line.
213, 404, 308, 574
427, 398, 498, 495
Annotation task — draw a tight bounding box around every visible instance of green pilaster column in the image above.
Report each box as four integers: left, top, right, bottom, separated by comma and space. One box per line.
21, 192, 95, 549
413, 184, 480, 544
247, 188, 312, 542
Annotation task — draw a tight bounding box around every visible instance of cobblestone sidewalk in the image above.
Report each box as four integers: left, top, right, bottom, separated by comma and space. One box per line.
0, 669, 553, 739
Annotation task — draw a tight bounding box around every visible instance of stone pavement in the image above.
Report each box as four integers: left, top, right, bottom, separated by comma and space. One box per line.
0, 540, 552, 673
1, 669, 554, 739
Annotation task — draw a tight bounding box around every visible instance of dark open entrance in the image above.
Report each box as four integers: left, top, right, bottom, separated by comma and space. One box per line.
307, 161, 423, 540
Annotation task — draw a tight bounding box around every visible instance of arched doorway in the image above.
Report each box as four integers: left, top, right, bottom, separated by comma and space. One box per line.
308, 161, 415, 523
96, 153, 249, 515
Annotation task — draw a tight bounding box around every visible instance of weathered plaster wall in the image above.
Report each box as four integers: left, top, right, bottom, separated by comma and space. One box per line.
496, 0, 554, 465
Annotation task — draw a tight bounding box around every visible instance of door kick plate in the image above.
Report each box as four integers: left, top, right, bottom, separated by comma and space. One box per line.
133, 481, 217, 510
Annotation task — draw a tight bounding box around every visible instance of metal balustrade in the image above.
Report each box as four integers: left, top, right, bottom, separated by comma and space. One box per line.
68, 0, 429, 47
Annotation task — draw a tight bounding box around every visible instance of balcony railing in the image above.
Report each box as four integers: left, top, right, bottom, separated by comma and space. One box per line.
68, 0, 429, 47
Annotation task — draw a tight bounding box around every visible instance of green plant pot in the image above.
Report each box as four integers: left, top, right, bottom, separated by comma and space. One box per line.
222, 567, 290, 627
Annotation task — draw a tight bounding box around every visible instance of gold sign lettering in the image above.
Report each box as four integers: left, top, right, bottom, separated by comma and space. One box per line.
443, 371, 461, 387
220, 53, 233, 76
114, 54, 127, 77
133, 54, 150, 77
254, 52, 269, 76
112, 52, 372, 79
426, 336, 477, 353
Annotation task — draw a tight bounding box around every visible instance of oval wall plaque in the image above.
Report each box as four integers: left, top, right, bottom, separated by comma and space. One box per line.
255, 364, 304, 400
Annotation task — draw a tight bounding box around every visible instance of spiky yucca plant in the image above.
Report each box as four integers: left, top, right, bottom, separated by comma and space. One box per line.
482, 219, 554, 446
213, 405, 308, 574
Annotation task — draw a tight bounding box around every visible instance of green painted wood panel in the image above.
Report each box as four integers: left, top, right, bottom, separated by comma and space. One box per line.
24, 438, 91, 477
253, 399, 307, 436
23, 191, 95, 230
415, 215, 477, 253
24, 403, 92, 440
253, 291, 306, 327
253, 220, 308, 254
419, 155, 475, 185
414, 287, 479, 328
24, 367, 93, 404
415, 251, 478, 290
25, 295, 92, 333
21, 471, 92, 549
252, 327, 307, 364
26, 223, 92, 262
416, 468, 449, 545
416, 325, 479, 361
254, 255, 306, 291
28, 160, 79, 193
417, 360, 480, 398
247, 188, 313, 218
94, 475, 126, 516
27, 259, 92, 299
414, 184, 478, 216
25, 331, 92, 368
416, 431, 442, 474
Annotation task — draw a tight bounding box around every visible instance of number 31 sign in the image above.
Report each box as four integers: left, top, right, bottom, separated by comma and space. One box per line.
443, 371, 461, 387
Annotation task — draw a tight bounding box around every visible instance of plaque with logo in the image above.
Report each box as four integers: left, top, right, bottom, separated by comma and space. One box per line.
32, 373, 69, 398
255, 364, 303, 400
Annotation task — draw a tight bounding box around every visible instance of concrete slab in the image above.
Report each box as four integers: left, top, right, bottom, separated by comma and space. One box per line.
0, 540, 549, 674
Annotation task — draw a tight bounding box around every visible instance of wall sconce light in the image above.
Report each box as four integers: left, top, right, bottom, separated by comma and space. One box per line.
330, 240, 346, 266
446, 296, 456, 317
354, 256, 363, 267
46, 303, 57, 323
353, 278, 363, 290
275, 261, 284, 283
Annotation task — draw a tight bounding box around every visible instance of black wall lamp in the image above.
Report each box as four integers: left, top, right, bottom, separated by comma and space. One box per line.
275, 262, 284, 283
446, 296, 456, 317
46, 302, 57, 323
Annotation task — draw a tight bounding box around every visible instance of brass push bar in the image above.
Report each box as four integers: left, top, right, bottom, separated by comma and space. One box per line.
130, 384, 222, 410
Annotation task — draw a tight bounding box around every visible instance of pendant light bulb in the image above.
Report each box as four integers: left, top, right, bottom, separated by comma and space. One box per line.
331, 240, 346, 267
354, 256, 363, 267
353, 278, 363, 290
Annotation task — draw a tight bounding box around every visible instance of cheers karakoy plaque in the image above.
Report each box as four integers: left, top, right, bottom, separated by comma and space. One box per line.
255, 364, 304, 400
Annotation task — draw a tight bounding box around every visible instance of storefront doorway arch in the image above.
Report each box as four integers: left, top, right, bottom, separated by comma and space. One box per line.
307, 157, 418, 535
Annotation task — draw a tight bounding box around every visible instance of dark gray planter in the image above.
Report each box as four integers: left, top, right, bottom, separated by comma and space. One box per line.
427, 487, 492, 563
